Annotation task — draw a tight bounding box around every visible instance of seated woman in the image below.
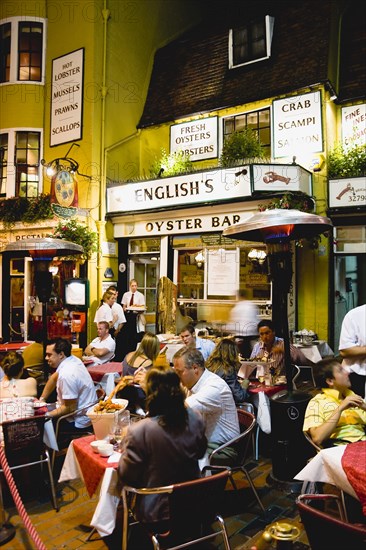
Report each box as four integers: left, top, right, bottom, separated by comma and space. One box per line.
118, 367, 207, 527
206, 338, 249, 404
0, 352, 37, 427
117, 333, 160, 413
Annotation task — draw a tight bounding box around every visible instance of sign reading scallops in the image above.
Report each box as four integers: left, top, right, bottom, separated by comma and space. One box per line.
170, 117, 218, 161
50, 48, 84, 146
272, 91, 323, 159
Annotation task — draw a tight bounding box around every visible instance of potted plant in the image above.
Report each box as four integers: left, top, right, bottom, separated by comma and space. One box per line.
150, 149, 193, 178
52, 218, 98, 260
328, 143, 366, 178
220, 128, 265, 167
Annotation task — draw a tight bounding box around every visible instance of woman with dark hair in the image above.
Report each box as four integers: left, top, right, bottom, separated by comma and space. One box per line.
117, 367, 207, 526
0, 351, 37, 399
206, 338, 248, 404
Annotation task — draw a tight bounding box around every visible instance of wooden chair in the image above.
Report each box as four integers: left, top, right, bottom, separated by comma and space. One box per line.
296, 494, 366, 550
121, 468, 231, 550
204, 409, 266, 513
0, 416, 58, 511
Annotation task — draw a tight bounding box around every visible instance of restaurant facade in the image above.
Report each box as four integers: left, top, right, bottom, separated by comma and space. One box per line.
0, 0, 365, 349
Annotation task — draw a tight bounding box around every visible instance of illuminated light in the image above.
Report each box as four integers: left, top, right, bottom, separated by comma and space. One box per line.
195, 251, 205, 267
261, 224, 294, 242
49, 265, 59, 275
248, 248, 267, 264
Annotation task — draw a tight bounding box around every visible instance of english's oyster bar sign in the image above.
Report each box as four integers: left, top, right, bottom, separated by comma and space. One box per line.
107, 164, 312, 237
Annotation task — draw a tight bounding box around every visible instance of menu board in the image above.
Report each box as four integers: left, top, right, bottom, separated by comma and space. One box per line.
207, 249, 238, 296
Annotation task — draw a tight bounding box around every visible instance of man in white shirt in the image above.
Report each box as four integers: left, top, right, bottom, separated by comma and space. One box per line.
179, 324, 216, 361
107, 285, 126, 360
84, 321, 116, 365
40, 338, 97, 430
339, 304, 366, 398
173, 347, 239, 460
121, 279, 146, 353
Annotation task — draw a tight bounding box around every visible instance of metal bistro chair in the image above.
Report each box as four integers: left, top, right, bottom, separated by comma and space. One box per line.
237, 402, 260, 461
205, 409, 266, 513
0, 416, 58, 512
122, 468, 232, 550
296, 494, 366, 550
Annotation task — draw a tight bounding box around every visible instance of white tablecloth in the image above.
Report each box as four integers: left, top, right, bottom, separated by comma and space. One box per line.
59, 441, 120, 536
294, 445, 357, 500
294, 341, 334, 363
160, 343, 184, 364
250, 391, 272, 434
99, 372, 120, 396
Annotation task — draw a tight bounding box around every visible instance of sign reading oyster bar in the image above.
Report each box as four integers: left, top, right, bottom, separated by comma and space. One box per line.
50, 48, 84, 146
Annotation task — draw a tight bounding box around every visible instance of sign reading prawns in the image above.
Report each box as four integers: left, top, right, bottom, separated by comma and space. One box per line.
50, 48, 84, 146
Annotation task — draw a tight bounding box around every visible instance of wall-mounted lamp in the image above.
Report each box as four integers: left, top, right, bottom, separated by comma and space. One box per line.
326, 80, 338, 102
247, 248, 267, 265
157, 167, 165, 178
195, 251, 205, 268
41, 143, 91, 179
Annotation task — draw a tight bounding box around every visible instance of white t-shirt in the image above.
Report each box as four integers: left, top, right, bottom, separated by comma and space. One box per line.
88, 334, 116, 364
56, 355, 98, 428
94, 302, 113, 324
339, 304, 366, 377
112, 302, 126, 329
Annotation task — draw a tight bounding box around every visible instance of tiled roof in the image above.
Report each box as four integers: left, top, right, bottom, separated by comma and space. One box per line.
139, 1, 332, 128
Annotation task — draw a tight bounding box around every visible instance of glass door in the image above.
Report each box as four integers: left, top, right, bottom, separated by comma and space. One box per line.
129, 256, 160, 333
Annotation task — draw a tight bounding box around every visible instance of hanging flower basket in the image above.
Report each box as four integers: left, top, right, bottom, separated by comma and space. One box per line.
50, 219, 98, 260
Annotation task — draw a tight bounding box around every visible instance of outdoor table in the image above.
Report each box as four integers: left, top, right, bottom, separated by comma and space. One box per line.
59, 434, 121, 536
295, 441, 366, 515
87, 362, 122, 395
0, 342, 30, 354
293, 340, 334, 363
248, 382, 287, 434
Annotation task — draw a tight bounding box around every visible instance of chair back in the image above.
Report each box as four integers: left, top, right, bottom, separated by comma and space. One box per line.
297, 494, 366, 550
2, 415, 47, 466
235, 409, 256, 465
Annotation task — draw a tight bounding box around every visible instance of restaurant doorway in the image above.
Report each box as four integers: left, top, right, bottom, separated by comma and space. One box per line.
129, 256, 160, 333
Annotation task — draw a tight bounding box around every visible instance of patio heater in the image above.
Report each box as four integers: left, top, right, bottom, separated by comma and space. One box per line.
223, 209, 333, 481
2, 238, 83, 381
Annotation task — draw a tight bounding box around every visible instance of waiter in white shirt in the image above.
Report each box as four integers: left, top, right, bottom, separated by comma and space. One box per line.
121, 279, 146, 354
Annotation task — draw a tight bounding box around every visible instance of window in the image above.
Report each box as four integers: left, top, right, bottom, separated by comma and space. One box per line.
15, 132, 40, 198
18, 22, 43, 81
0, 133, 8, 196
223, 108, 271, 157
0, 17, 45, 84
0, 22, 11, 83
229, 15, 274, 68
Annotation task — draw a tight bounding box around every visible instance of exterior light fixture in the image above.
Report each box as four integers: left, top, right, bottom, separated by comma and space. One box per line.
195, 251, 205, 268
41, 143, 91, 180
248, 248, 267, 265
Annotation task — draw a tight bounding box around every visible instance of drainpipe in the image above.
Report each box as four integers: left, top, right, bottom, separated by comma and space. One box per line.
97, 0, 110, 305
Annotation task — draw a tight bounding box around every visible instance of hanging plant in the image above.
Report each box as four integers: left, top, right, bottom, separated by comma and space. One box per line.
0, 194, 53, 228
51, 218, 98, 260
328, 143, 366, 179
219, 128, 265, 167
150, 149, 193, 178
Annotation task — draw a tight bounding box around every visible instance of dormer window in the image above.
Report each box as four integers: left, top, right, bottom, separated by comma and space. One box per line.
229, 15, 274, 69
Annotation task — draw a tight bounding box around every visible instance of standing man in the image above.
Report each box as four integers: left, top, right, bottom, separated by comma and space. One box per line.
40, 338, 97, 432
107, 285, 126, 361
173, 347, 239, 464
84, 321, 116, 364
250, 319, 309, 376
226, 289, 260, 358
339, 304, 366, 398
179, 324, 215, 361
121, 279, 146, 354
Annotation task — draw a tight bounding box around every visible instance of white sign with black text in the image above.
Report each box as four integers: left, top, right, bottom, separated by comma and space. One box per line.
50, 48, 84, 146
170, 117, 218, 161
272, 91, 323, 158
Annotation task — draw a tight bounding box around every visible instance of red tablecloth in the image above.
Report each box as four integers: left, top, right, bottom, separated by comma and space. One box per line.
0, 342, 30, 353
248, 383, 287, 397
87, 362, 122, 383
72, 435, 120, 497
341, 440, 366, 515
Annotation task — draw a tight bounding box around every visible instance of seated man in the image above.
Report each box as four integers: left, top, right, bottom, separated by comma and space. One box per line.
250, 319, 310, 376
179, 324, 215, 361
40, 338, 97, 432
303, 357, 366, 447
173, 346, 239, 465
84, 321, 116, 365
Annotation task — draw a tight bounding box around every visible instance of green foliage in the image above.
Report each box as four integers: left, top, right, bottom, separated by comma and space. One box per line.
0, 194, 53, 227
258, 192, 315, 213
150, 149, 193, 178
220, 128, 265, 167
52, 218, 98, 260
328, 143, 366, 179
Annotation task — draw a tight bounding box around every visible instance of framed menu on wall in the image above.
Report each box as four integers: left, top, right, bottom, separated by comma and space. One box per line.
207, 249, 238, 297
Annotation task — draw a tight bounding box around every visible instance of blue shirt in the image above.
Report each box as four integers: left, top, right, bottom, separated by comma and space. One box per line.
196, 337, 215, 361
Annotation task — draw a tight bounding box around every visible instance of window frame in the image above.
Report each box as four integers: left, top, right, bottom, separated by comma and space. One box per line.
0, 16, 46, 85
228, 15, 274, 69
0, 128, 44, 198
17, 21, 43, 82
221, 107, 271, 157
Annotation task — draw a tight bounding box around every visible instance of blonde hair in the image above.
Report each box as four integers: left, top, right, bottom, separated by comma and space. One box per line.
206, 338, 240, 376
130, 332, 160, 364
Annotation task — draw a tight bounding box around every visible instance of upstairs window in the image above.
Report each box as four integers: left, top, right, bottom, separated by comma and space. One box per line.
18, 22, 43, 81
0, 17, 45, 84
229, 15, 274, 69
0, 133, 8, 196
15, 131, 40, 198
223, 108, 271, 158
0, 23, 11, 83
